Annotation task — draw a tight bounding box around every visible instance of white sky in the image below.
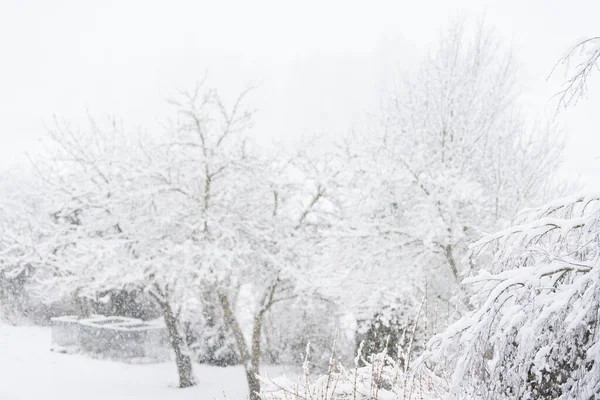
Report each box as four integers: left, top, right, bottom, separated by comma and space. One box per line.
1, 0, 599, 188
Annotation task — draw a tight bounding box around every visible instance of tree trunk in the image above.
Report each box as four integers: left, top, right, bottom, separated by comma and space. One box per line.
248, 311, 267, 400
245, 368, 262, 400
219, 282, 279, 400
159, 300, 196, 388
219, 293, 263, 400
444, 243, 459, 281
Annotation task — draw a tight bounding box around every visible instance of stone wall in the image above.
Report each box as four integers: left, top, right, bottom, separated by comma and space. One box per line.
51, 315, 170, 361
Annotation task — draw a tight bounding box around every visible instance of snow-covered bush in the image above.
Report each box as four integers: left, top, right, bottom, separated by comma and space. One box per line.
185, 287, 240, 367
259, 342, 448, 400
423, 192, 600, 399
188, 318, 240, 367
356, 302, 426, 368
96, 289, 160, 321
263, 298, 344, 371
0, 268, 30, 323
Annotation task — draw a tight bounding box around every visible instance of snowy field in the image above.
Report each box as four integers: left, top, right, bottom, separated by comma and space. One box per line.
0, 325, 292, 400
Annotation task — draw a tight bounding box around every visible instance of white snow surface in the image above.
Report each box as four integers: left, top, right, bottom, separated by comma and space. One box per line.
0, 325, 292, 399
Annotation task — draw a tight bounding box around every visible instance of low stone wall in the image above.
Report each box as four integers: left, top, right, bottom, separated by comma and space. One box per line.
51, 315, 81, 347
51, 315, 170, 361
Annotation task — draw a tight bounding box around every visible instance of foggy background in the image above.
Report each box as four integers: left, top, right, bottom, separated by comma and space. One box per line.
1, 0, 598, 185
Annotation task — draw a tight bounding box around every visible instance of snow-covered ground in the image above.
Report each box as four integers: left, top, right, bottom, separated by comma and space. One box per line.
0, 325, 293, 399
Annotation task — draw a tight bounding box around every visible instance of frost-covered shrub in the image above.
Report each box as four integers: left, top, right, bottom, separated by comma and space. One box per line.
96, 289, 160, 321
260, 297, 443, 400
424, 192, 600, 399
0, 268, 30, 323
186, 318, 240, 367
356, 302, 426, 367
184, 289, 240, 367
259, 346, 447, 399
264, 299, 343, 371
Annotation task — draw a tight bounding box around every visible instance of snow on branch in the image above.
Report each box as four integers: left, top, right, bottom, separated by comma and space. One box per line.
423, 192, 600, 398
551, 36, 600, 110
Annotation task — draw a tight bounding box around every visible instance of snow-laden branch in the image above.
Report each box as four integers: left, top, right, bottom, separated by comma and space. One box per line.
423, 191, 600, 398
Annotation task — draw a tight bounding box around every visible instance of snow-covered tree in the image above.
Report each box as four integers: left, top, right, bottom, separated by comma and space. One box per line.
329, 22, 566, 338
382, 21, 563, 286
30, 114, 201, 387
422, 192, 600, 399
29, 82, 352, 398
154, 84, 287, 398
296, 23, 567, 369
155, 84, 360, 399
0, 168, 49, 322
416, 33, 600, 400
